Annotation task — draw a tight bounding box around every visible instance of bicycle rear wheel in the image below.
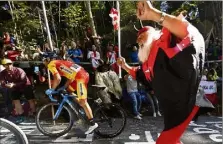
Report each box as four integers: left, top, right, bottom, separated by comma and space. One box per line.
94, 103, 126, 138
0, 118, 29, 144
35, 103, 74, 137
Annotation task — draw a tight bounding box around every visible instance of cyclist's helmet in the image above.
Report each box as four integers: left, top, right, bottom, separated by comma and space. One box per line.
42, 52, 58, 62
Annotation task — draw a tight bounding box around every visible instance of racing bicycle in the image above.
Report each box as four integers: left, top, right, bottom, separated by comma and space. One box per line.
35, 85, 126, 138
0, 118, 29, 144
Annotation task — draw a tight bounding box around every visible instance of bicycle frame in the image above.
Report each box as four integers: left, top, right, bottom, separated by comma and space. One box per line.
48, 90, 104, 121
50, 93, 80, 121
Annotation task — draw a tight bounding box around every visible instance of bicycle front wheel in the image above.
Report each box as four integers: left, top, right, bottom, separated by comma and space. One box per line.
94, 103, 126, 138
36, 103, 74, 137
0, 118, 29, 144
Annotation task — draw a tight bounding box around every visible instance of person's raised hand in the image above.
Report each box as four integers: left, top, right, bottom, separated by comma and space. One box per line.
136, 1, 156, 21
117, 57, 126, 68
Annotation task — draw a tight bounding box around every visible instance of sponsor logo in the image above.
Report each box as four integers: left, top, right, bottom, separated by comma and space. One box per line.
60, 66, 73, 74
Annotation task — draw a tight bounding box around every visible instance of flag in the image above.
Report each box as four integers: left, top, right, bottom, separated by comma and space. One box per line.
109, 8, 119, 30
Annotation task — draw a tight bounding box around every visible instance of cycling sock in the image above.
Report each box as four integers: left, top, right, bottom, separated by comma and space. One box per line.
89, 119, 95, 126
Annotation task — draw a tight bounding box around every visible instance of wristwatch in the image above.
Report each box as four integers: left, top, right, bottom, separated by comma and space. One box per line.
158, 12, 166, 25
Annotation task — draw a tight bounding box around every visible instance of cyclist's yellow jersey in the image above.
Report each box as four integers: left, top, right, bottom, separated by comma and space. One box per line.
47, 60, 83, 81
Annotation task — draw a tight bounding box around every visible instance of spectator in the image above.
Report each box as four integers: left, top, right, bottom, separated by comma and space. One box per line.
3, 32, 10, 45
138, 83, 162, 117
67, 41, 83, 63
59, 40, 68, 60
201, 68, 208, 81
106, 44, 119, 74
0, 59, 36, 123
5, 46, 23, 61
16, 47, 29, 61
124, 74, 142, 120
87, 45, 101, 70
207, 63, 219, 81
129, 46, 139, 63
43, 43, 50, 52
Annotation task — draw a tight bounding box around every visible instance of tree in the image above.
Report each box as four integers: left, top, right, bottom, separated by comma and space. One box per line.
0, 1, 42, 46
85, 1, 98, 41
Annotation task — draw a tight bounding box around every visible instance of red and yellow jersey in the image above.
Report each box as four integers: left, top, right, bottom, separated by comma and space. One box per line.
47, 60, 84, 80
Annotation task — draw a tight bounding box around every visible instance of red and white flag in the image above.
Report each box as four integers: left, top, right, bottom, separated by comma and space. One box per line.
109, 8, 119, 30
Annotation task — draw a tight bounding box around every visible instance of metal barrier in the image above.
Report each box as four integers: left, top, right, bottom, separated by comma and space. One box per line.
13, 60, 222, 65
13, 61, 140, 65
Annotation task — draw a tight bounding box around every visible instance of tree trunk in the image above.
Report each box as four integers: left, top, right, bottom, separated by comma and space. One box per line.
85, 1, 97, 37
49, 2, 58, 48
38, 8, 45, 40
8, 1, 20, 45
84, 1, 100, 48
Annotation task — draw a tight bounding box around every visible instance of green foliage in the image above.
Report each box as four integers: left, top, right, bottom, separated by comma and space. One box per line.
0, 1, 41, 44
0, 1, 210, 49
62, 2, 87, 28
120, 1, 137, 26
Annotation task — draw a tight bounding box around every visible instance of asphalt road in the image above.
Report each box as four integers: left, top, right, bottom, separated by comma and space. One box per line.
1, 116, 222, 144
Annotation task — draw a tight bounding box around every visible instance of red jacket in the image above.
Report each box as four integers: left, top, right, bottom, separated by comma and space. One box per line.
7, 50, 20, 61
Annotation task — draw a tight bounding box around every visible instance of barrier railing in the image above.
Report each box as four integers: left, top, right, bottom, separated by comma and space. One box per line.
13, 61, 141, 65
13, 60, 222, 65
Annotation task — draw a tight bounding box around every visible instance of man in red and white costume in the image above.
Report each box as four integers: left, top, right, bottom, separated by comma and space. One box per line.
117, 1, 209, 144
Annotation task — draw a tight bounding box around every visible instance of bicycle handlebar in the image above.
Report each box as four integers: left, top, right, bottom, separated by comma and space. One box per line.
48, 93, 58, 102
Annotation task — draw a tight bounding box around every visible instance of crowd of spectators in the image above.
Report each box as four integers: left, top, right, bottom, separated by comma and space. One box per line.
0, 29, 221, 123
0, 31, 122, 72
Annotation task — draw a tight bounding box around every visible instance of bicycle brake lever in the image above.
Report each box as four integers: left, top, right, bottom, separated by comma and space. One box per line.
49, 94, 58, 102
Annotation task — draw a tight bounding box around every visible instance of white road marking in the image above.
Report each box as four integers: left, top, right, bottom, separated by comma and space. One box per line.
193, 127, 219, 134
53, 133, 94, 142
145, 131, 155, 143
79, 133, 94, 142
205, 121, 222, 124
214, 123, 222, 129
19, 123, 36, 125
209, 134, 222, 142
189, 121, 206, 127
125, 131, 166, 144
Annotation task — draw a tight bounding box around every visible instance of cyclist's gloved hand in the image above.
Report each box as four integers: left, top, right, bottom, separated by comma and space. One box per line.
45, 88, 56, 95
57, 86, 66, 92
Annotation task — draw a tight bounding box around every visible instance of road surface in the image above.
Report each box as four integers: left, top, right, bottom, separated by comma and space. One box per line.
1, 116, 222, 144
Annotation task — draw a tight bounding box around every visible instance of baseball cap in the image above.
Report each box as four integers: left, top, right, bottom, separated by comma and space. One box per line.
2, 58, 13, 65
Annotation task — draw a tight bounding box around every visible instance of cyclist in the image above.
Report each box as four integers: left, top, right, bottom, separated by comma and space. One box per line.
42, 54, 98, 134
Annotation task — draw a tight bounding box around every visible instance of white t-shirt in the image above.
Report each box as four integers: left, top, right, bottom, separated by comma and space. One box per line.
87, 51, 100, 68
87, 51, 100, 60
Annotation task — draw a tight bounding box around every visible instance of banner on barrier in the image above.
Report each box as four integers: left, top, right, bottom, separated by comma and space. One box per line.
199, 81, 217, 94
